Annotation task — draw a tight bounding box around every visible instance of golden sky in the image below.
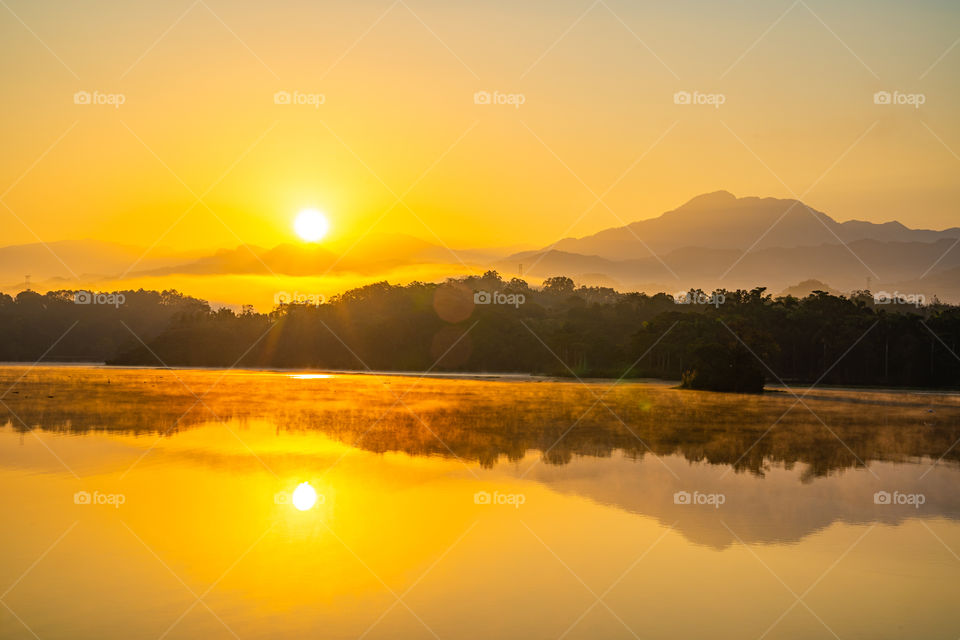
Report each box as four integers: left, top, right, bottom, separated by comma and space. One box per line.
1, 0, 958, 253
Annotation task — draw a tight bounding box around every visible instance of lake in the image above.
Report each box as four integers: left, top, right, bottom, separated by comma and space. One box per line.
1, 366, 959, 639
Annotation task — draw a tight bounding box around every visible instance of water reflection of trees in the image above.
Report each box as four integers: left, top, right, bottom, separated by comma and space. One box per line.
3, 369, 958, 478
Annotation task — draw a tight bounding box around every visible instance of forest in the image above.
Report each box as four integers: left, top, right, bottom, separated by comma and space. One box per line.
1, 271, 958, 392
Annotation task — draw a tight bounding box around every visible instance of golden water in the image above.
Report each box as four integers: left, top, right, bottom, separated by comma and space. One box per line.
1, 367, 958, 639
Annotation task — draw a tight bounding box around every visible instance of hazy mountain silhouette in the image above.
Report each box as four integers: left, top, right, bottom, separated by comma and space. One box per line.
138, 243, 340, 276
501, 238, 960, 300
550, 191, 960, 259
496, 193, 960, 300
779, 279, 840, 297
133, 232, 511, 277
0, 239, 198, 285
4, 193, 958, 302
0, 233, 517, 283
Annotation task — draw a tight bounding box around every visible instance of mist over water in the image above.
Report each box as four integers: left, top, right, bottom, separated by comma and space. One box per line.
2, 367, 958, 639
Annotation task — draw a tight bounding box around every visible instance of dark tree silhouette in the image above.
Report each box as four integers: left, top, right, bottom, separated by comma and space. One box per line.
1, 278, 958, 390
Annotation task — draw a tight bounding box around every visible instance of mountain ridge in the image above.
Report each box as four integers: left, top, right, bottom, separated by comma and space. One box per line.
549, 191, 960, 259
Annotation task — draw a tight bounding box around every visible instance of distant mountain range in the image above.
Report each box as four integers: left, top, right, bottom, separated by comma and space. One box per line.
0, 240, 200, 287
501, 191, 960, 300
133, 233, 508, 277
548, 191, 960, 258
2, 192, 958, 303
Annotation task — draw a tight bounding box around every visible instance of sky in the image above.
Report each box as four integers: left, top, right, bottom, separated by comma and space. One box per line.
1, 0, 958, 254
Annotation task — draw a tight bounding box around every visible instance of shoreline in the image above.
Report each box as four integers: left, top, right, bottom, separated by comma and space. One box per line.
1, 361, 958, 394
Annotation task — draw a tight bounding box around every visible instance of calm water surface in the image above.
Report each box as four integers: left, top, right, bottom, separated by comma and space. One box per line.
1, 366, 959, 639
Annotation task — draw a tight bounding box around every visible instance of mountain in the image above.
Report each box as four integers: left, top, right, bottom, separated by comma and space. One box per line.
496, 192, 960, 301
134, 233, 514, 277
551, 191, 960, 260
0, 239, 199, 286
501, 238, 960, 301
779, 279, 841, 297
3, 194, 957, 303
888, 264, 960, 303
138, 243, 341, 277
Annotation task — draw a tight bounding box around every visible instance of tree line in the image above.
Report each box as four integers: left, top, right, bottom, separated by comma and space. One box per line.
1, 272, 958, 391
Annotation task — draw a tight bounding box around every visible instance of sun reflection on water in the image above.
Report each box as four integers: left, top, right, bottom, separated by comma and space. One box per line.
292, 482, 318, 511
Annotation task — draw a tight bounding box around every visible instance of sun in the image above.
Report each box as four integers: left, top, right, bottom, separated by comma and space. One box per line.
293, 209, 330, 242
